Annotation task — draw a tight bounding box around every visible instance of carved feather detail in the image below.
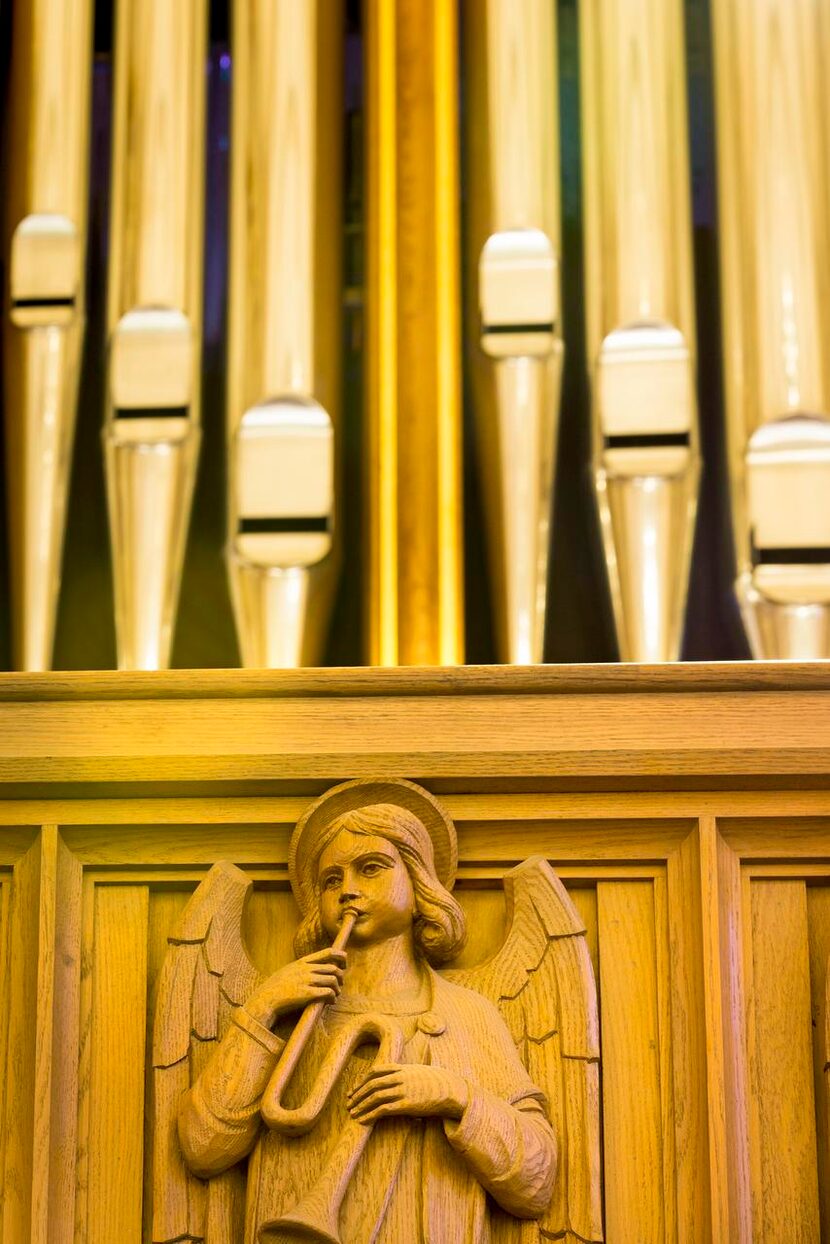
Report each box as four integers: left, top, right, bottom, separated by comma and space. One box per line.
444, 856, 603, 1243
151, 861, 261, 1244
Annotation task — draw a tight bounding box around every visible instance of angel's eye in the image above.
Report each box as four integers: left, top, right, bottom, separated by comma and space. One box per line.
361, 862, 382, 877
322, 873, 341, 890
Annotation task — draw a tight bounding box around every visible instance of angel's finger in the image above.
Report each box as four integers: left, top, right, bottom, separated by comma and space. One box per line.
353, 1062, 403, 1084
305, 985, 337, 1000
350, 1100, 403, 1124
347, 1074, 401, 1107
306, 949, 348, 966
349, 1089, 403, 1119
310, 967, 344, 983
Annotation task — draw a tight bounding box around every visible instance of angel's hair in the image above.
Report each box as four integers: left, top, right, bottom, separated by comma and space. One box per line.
294, 803, 467, 965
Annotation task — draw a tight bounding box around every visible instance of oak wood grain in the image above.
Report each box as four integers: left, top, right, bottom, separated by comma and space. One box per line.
806, 885, 830, 1239
0, 684, 829, 792
597, 879, 664, 1242
666, 829, 709, 1241
1, 834, 41, 1241
0, 874, 10, 1240
746, 880, 820, 1241
6, 789, 830, 828
84, 886, 149, 1243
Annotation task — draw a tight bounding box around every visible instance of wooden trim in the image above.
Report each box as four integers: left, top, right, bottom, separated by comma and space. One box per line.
2, 827, 83, 1244
0, 660, 829, 701
666, 828, 710, 1240
0, 681, 828, 792
3, 790, 830, 827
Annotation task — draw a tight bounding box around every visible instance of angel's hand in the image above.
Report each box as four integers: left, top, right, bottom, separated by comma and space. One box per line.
347, 1063, 469, 1123
243, 949, 346, 1028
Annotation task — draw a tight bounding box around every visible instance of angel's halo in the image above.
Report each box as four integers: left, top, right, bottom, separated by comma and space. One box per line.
288, 778, 458, 915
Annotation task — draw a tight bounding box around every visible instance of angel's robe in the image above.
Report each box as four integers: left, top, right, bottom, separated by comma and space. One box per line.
178, 969, 557, 1242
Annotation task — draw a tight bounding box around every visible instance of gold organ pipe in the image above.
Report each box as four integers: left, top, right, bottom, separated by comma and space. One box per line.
105, 0, 207, 670
3, 0, 93, 670
465, 0, 563, 665
226, 0, 343, 668
580, 0, 700, 662
364, 0, 464, 666
712, 0, 830, 658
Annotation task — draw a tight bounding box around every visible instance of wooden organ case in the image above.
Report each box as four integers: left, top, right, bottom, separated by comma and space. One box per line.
0, 663, 829, 1241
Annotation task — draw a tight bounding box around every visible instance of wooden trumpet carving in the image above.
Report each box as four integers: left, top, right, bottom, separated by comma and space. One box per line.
227, 0, 342, 668
152, 779, 603, 1243
104, 0, 207, 669
580, 0, 700, 661
465, 0, 563, 664
712, 0, 830, 658
3, 0, 93, 669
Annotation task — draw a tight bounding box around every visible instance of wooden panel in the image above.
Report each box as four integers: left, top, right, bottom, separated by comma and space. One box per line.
806, 885, 830, 1239
61, 817, 690, 866
0, 873, 10, 1241
746, 880, 820, 1241
1, 828, 83, 1244
698, 820, 751, 1241
597, 879, 666, 1242
654, 872, 678, 1242
244, 887, 300, 977
3, 835, 43, 1241
1, 671, 830, 789
666, 827, 709, 1241
722, 818, 830, 859
62, 822, 294, 865
82, 886, 149, 1243
34, 830, 83, 1244
0, 826, 39, 863
4, 787, 830, 828
143, 889, 189, 1243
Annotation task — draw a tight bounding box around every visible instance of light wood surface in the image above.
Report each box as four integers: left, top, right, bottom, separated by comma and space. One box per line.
598, 880, 665, 1242
0, 665, 828, 791
0, 666, 829, 1238
83, 886, 148, 1242
745, 880, 821, 1240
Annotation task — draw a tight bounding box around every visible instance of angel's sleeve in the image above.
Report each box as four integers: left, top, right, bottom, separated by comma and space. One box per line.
445, 1088, 556, 1217
178, 1006, 285, 1179
442, 1005, 557, 1219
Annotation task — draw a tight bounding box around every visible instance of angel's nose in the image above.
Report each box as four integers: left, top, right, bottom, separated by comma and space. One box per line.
340, 887, 360, 904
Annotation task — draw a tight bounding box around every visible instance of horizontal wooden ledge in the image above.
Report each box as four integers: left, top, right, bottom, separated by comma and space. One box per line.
0, 660, 828, 702
0, 689, 826, 754
0, 747, 828, 784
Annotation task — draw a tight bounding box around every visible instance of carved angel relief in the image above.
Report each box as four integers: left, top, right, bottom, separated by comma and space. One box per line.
152, 779, 603, 1243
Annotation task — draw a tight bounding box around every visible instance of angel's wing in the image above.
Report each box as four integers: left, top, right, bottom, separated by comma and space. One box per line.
445, 856, 603, 1244
151, 860, 262, 1244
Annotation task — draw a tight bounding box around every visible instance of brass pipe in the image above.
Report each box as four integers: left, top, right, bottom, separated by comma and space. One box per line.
227, 0, 343, 668
364, 0, 464, 666
464, 0, 563, 665
580, 0, 700, 662
104, 0, 207, 670
713, 0, 830, 658
3, 0, 93, 669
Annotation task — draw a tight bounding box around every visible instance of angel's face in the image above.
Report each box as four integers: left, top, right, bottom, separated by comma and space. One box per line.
317, 830, 416, 946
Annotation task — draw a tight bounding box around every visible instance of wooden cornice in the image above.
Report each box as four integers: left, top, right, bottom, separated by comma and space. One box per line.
0, 662, 828, 795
